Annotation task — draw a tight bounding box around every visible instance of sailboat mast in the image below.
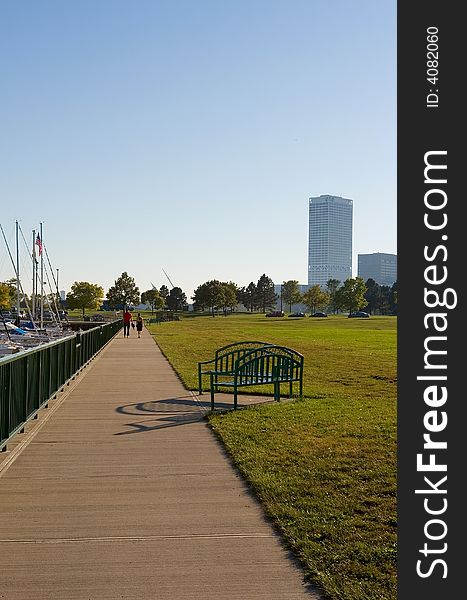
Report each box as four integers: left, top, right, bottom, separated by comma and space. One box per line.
0, 223, 37, 331
32, 229, 36, 319
15, 220, 20, 321
40, 222, 44, 329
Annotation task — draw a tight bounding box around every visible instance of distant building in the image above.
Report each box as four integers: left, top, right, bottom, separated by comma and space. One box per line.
60, 290, 66, 301
358, 253, 397, 286
308, 195, 353, 287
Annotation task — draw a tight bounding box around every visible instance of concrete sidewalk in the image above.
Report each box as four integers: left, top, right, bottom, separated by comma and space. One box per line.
0, 328, 320, 599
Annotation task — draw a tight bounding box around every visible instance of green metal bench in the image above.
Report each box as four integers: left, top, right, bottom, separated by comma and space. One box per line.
198, 341, 272, 395
206, 344, 304, 410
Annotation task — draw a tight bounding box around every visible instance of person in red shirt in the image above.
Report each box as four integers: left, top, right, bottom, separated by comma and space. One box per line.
123, 308, 132, 337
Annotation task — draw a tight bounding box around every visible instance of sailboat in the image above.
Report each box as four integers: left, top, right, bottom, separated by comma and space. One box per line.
0, 221, 71, 357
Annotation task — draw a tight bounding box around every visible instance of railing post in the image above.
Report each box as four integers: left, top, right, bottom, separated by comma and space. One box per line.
75, 332, 81, 371
210, 373, 215, 410
198, 363, 203, 395
0, 363, 11, 451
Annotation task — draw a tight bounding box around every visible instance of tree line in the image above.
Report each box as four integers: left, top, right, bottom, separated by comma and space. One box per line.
295, 277, 397, 315
65, 273, 190, 316
2, 271, 397, 317
192, 276, 396, 316
0, 272, 188, 318
193, 274, 279, 315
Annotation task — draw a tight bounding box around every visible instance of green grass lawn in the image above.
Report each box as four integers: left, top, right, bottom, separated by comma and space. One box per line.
148, 313, 397, 600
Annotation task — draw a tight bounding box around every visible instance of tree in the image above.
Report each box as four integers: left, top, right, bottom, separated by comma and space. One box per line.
281, 280, 302, 312
221, 282, 238, 314
191, 284, 204, 312
390, 282, 397, 314
0, 280, 16, 310
364, 278, 381, 315
326, 278, 341, 314
237, 282, 258, 312
256, 274, 277, 312
159, 285, 169, 306
166, 286, 187, 311
192, 280, 224, 315
106, 272, 140, 309
66, 282, 104, 318
364, 279, 397, 315
192, 280, 238, 316
338, 277, 368, 314
378, 286, 392, 315
141, 289, 164, 314
302, 285, 330, 314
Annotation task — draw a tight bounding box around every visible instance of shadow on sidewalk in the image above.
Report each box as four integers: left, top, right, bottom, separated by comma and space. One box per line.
114, 396, 237, 436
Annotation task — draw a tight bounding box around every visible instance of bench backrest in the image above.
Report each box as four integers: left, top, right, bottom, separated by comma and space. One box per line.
233, 345, 304, 386
213, 341, 272, 373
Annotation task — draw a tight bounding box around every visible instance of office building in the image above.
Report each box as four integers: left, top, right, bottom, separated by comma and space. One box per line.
358, 253, 397, 286
308, 195, 353, 287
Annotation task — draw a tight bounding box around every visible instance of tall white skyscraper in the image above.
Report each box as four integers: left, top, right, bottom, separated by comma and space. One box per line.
308, 195, 353, 287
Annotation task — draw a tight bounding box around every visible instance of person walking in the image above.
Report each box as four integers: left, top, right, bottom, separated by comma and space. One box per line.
136, 312, 144, 338
123, 308, 132, 337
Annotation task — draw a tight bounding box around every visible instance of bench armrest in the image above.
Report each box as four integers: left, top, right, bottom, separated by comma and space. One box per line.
198, 359, 216, 367
198, 359, 217, 394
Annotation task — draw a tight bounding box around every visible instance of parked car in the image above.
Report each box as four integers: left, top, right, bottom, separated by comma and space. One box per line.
289, 312, 306, 317
348, 311, 370, 318
311, 312, 328, 317
265, 310, 284, 317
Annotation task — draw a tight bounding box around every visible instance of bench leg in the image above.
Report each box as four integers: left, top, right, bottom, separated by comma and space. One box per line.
274, 381, 280, 402
234, 381, 238, 410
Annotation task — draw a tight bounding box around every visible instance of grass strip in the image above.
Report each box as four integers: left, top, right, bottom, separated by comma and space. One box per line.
149, 314, 396, 600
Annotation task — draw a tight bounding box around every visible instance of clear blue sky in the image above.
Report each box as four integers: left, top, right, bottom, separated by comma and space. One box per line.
0, 0, 396, 299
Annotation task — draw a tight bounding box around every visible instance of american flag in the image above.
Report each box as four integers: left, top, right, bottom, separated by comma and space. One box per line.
35, 233, 43, 256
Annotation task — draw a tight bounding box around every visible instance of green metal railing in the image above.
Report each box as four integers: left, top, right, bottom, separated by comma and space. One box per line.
0, 320, 122, 451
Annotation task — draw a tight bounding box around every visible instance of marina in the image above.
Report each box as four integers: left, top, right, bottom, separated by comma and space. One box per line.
0, 220, 85, 357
